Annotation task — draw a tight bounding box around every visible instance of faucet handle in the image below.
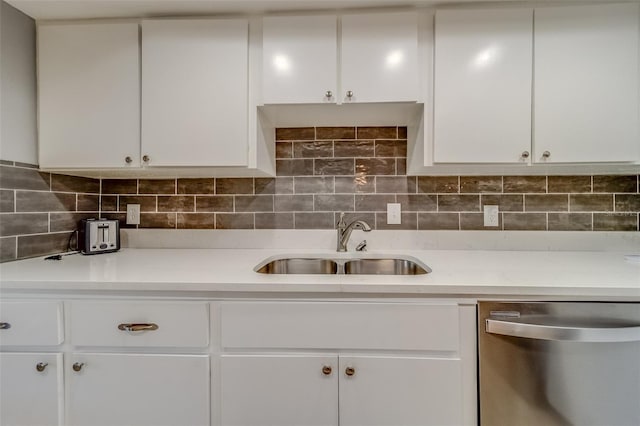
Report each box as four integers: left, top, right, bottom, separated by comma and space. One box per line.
356, 240, 367, 252
337, 212, 346, 228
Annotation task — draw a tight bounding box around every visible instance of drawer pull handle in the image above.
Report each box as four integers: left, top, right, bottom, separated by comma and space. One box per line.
322, 365, 332, 376
118, 323, 159, 332
36, 362, 48, 372
345, 366, 355, 376
72, 362, 84, 372
0, 322, 10, 330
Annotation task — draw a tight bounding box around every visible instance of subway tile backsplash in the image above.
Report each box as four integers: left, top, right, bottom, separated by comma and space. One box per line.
0, 161, 100, 262
0, 125, 639, 262
99, 126, 639, 232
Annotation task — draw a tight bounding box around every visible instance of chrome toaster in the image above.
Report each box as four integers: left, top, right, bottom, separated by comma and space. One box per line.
78, 218, 120, 255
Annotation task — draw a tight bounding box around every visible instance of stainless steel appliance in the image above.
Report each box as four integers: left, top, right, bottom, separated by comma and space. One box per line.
78, 218, 120, 254
478, 301, 640, 426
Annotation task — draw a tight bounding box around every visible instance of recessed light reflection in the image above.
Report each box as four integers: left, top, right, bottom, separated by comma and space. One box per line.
273, 54, 291, 74
472, 46, 500, 69
385, 50, 404, 69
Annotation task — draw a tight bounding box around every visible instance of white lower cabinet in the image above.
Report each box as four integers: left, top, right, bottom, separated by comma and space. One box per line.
1, 298, 477, 426
65, 301, 210, 426
220, 354, 462, 426
220, 355, 339, 426
338, 356, 462, 426
0, 353, 64, 426
67, 353, 209, 426
216, 301, 476, 426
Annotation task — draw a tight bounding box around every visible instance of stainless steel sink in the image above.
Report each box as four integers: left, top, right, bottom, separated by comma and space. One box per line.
255, 255, 430, 275
344, 258, 430, 275
255, 258, 338, 274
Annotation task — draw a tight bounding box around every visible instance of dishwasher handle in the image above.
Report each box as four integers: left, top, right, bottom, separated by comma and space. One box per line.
486, 318, 640, 343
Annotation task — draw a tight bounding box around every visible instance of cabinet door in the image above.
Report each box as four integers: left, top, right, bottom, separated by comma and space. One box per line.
67, 353, 209, 426
219, 354, 338, 426
339, 356, 463, 426
341, 12, 418, 103
433, 8, 533, 163
38, 23, 140, 168
534, 3, 639, 163
0, 353, 63, 426
263, 16, 337, 104
142, 19, 248, 167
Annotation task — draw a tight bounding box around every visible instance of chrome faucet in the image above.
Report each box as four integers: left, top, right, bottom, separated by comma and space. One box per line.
336, 212, 372, 252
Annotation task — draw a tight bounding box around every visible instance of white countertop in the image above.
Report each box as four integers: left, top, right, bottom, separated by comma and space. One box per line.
1, 248, 639, 299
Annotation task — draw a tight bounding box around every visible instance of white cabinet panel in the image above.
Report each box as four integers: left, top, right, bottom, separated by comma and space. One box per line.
341, 12, 419, 103
534, 3, 640, 163
0, 301, 63, 346
263, 15, 337, 104
339, 356, 463, 426
67, 353, 209, 426
69, 301, 209, 347
142, 19, 248, 167
220, 354, 338, 426
262, 12, 418, 105
220, 302, 459, 351
38, 23, 140, 168
434, 8, 533, 163
0, 353, 63, 426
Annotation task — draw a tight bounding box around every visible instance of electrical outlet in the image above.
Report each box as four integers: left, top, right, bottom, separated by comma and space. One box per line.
126, 204, 140, 225
387, 203, 401, 224
483, 205, 499, 227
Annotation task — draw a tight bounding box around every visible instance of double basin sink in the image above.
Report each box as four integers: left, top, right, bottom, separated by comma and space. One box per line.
255, 255, 431, 275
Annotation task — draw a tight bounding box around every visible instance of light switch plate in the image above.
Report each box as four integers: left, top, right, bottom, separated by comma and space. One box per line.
483, 205, 499, 227
126, 204, 140, 225
387, 203, 401, 224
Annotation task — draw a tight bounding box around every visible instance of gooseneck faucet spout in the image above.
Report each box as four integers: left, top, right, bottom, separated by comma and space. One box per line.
336, 212, 372, 252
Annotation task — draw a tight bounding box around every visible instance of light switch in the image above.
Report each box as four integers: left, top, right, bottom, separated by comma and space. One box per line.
387, 203, 401, 225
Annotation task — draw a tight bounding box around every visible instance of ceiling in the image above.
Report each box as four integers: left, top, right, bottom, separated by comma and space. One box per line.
6, 0, 580, 20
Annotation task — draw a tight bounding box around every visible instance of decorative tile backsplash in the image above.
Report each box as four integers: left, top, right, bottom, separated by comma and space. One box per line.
100, 126, 639, 232
1, 125, 639, 262
0, 161, 100, 262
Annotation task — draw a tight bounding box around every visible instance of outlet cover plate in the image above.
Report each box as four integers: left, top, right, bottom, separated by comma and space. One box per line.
126, 204, 140, 225
483, 205, 499, 227
387, 203, 401, 224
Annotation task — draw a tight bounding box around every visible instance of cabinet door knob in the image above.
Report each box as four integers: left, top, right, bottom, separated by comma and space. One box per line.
345, 366, 355, 376
0, 322, 10, 330
72, 362, 85, 372
521, 151, 530, 159
322, 365, 332, 376
142, 155, 150, 163
36, 362, 48, 372
125, 156, 132, 164
346, 90, 354, 100
118, 323, 159, 332
542, 151, 551, 159
325, 90, 333, 99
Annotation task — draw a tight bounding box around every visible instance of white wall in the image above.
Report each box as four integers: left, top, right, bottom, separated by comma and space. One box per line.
0, 0, 37, 164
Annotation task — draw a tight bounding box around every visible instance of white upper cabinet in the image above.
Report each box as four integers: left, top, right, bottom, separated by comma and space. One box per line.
38, 23, 140, 169
142, 19, 248, 167
433, 8, 533, 163
341, 12, 419, 103
262, 15, 337, 104
262, 12, 418, 105
534, 3, 640, 163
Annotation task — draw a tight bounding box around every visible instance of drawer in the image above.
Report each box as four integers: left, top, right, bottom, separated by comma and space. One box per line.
220, 302, 460, 351
69, 301, 209, 347
0, 301, 63, 346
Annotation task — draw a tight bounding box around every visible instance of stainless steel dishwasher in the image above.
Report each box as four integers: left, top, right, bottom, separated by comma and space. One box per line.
478, 301, 640, 426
